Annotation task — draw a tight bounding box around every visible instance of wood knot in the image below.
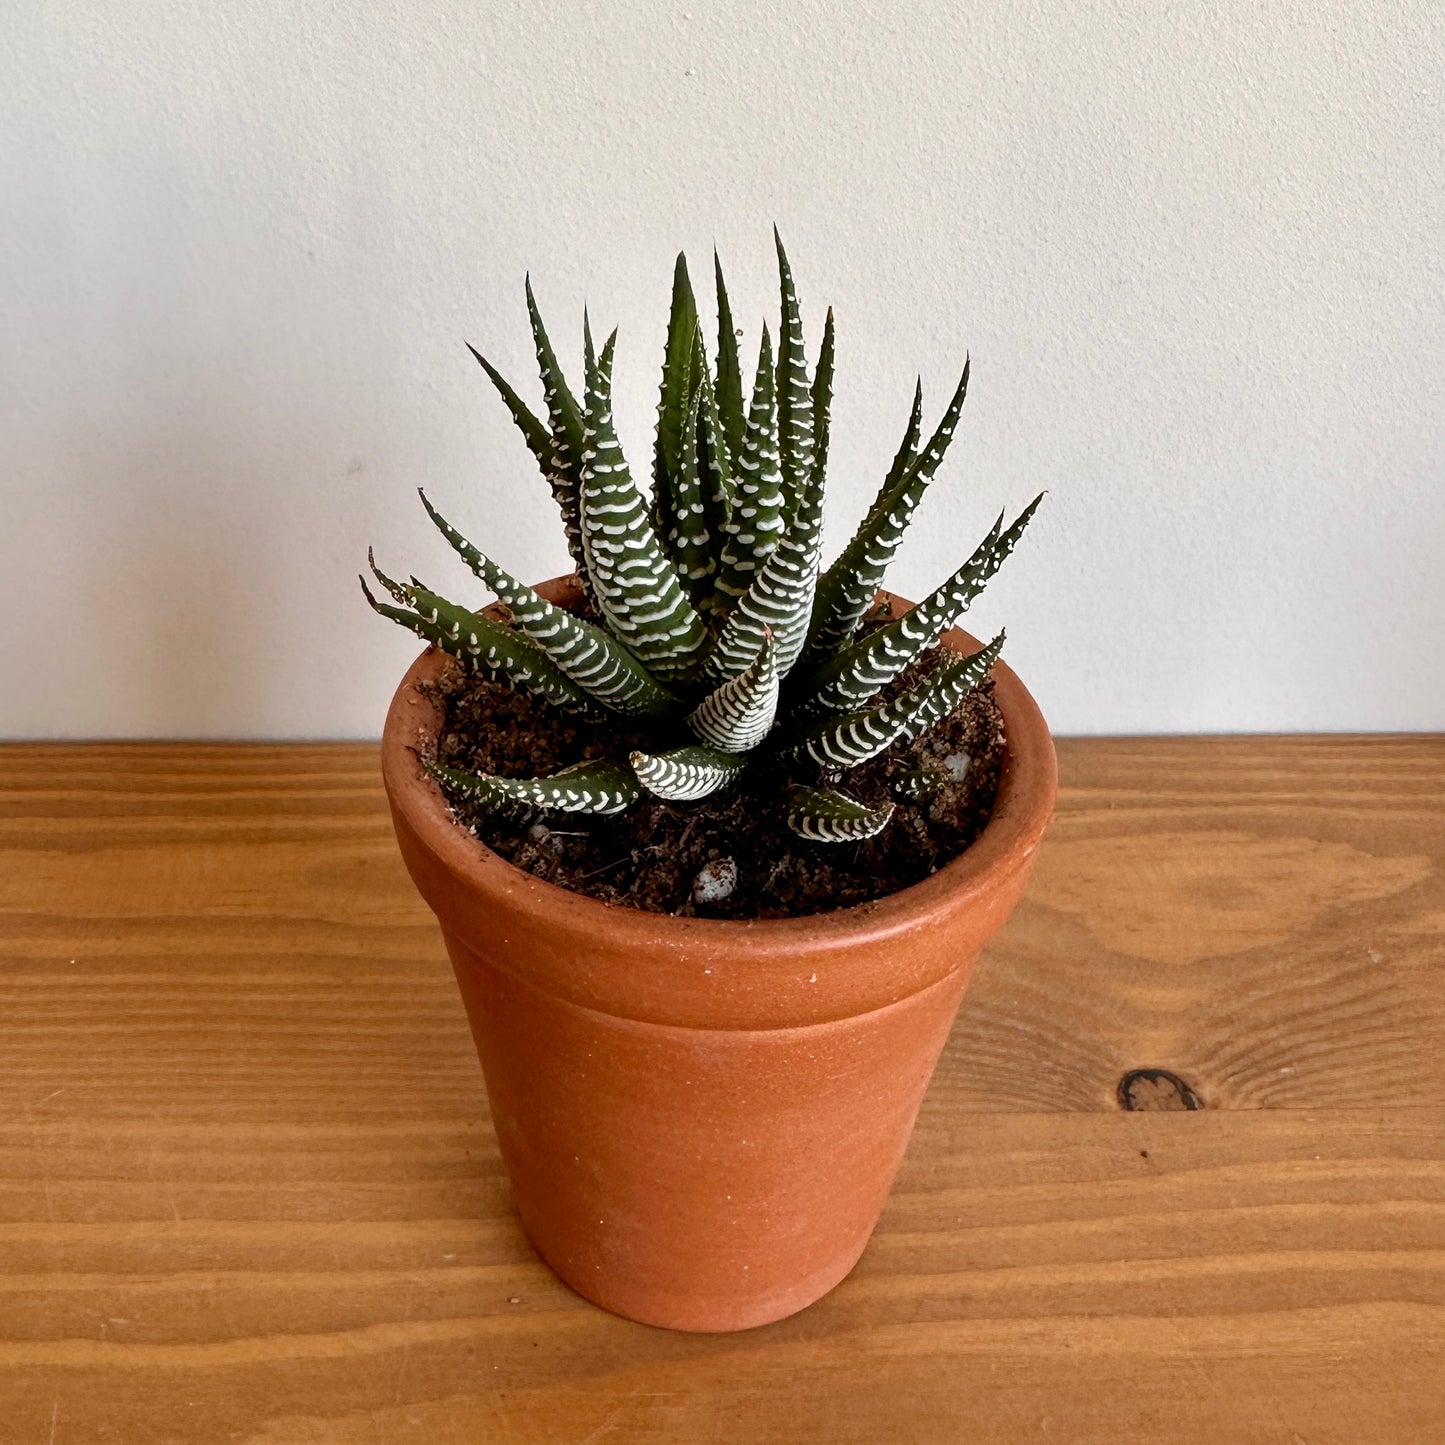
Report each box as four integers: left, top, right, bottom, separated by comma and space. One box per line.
1118, 1068, 1203, 1112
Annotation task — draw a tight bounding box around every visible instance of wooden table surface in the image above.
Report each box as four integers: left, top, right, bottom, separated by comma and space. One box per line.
2, 738, 1442, 1444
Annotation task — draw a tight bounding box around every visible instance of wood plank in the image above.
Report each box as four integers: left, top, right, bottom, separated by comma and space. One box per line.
0, 739, 1441, 1442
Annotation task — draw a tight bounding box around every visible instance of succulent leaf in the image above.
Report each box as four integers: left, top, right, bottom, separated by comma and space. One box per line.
578, 328, 712, 682
661, 385, 715, 597
425, 756, 640, 816
583, 309, 597, 372
694, 348, 734, 598
687, 630, 779, 752
705, 420, 828, 685
713, 251, 747, 465
887, 378, 926, 494
893, 765, 946, 801
361, 562, 595, 716
806, 361, 969, 664
786, 785, 894, 842
419, 493, 678, 718
789, 631, 1004, 770
712, 326, 783, 604
889, 629, 1005, 746
466, 339, 588, 594
654, 252, 700, 506
630, 745, 746, 801
465, 344, 553, 463
800, 496, 1039, 715
523, 279, 591, 587
810, 306, 836, 499
773, 229, 815, 517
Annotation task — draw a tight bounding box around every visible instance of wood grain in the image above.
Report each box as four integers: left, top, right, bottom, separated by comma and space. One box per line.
1, 737, 1442, 1442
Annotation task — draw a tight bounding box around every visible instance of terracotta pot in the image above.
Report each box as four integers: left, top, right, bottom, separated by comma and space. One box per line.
382, 575, 1056, 1332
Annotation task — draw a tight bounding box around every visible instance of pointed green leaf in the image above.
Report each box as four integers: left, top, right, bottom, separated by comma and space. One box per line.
654, 252, 700, 504
714, 251, 746, 465
712, 326, 783, 604
806, 361, 970, 665
810, 306, 835, 488
687, 630, 779, 752
889, 629, 1005, 746
524, 278, 591, 586
361, 560, 595, 716
786, 785, 894, 843
525, 277, 586, 457
705, 421, 828, 685
466, 342, 585, 582
465, 344, 553, 466
886, 378, 926, 497
630, 745, 746, 801
661, 383, 716, 597
774, 228, 815, 517
694, 346, 734, 603
800, 497, 1039, 715
894, 765, 946, 802
788, 631, 1004, 770
419, 493, 678, 718
425, 756, 640, 816
578, 328, 711, 683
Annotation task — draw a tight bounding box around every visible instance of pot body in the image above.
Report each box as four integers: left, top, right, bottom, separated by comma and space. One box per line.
383, 577, 1056, 1332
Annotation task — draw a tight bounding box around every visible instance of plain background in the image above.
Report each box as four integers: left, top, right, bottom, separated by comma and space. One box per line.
2, 1, 1441, 739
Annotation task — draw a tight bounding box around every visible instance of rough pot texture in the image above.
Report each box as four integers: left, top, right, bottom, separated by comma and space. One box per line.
382, 576, 1057, 1332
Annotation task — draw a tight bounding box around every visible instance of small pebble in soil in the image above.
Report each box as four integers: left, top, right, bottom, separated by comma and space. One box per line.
943, 750, 972, 780
692, 856, 739, 905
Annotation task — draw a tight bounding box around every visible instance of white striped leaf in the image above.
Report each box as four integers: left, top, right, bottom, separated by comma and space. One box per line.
786, 786, 894, 843
806, 360, 970, 665
523, 278, 591, 589
418, 493, 678, 718
810, 304, 836, 499
890, 630, 1005, 746
694, 348, 734, 611
687, 630, 779, 752
630, 745, 745, 801
788, 631, 1004, 770
774, 229, 815, 518
425, 757, 640, 816
704, 399, 829, 686
894, 766, 946, 801
712, 326, 783, 604
887, 378, 926, 495
799, 497, 1039, 715
713, 250, 747, 466
578, 329, 712, 683
468, 329, 587, 596
662, 384, 715, 598
361, 559, 595, 716
653, 252, 700, 513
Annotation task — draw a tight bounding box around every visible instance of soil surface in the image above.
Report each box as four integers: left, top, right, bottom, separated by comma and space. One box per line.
424, 634, 1005, 919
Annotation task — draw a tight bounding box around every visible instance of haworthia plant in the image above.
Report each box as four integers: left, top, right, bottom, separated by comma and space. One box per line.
366, 235, 1040, 842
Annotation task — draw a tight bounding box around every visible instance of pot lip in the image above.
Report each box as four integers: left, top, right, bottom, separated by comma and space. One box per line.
381, 574, 1057, 953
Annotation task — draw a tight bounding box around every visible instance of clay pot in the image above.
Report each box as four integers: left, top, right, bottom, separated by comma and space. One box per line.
382, 576, 1056, 1332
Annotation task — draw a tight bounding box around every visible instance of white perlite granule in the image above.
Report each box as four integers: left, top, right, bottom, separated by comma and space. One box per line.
692, 856, 739, 905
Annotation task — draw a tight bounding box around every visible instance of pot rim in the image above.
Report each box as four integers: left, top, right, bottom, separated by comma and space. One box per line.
382, 575, 1057, 960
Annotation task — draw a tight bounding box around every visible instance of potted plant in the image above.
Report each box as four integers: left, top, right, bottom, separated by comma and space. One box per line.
368, 233, 1056, 1332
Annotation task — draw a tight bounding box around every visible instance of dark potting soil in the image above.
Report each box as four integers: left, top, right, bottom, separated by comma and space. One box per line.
423, 637, 1005, 920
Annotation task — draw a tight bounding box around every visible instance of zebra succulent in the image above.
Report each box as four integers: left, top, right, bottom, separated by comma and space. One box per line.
364, 233, 1040, 843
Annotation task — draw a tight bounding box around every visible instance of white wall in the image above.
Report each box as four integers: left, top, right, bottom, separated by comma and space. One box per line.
2, 1, 1441, 739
